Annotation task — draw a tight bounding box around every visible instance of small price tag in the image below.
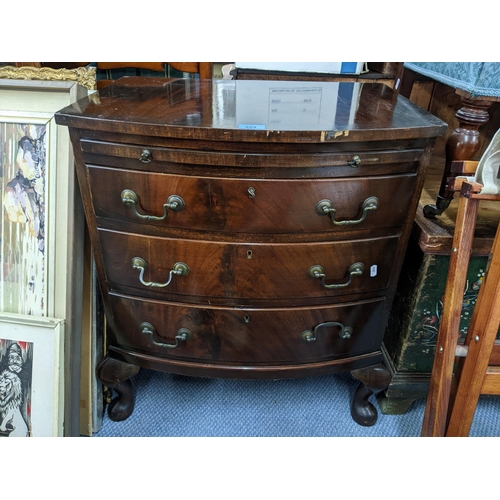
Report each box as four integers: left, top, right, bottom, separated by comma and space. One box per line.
238, 124, 266, 130
370, 265, 378, 277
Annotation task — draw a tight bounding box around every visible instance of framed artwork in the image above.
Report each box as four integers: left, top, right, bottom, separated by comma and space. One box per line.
0, 79, 92, 436
0, 79, 87, 319
1, 116, 50, 315
0, 312, 64, 437
0, 65, 96, 91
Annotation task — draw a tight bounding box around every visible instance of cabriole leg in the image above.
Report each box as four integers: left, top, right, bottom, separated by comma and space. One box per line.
97, 355, 140, 421
350, 364, 391, 426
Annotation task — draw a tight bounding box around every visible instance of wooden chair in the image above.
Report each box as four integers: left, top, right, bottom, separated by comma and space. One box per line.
96, 62, 212, 89
421, 157, 500, 436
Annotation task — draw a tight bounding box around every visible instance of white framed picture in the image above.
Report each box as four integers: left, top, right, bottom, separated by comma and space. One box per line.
0, 312, 64, 437
0, 79, 86, 319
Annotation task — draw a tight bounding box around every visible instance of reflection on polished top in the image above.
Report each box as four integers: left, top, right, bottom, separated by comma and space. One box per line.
55, 77, 447, 141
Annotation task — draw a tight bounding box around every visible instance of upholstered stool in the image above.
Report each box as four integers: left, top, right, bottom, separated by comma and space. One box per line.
401, 62, 500, 217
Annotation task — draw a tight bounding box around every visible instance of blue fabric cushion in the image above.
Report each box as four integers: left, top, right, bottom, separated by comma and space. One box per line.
404, 62, 500, 99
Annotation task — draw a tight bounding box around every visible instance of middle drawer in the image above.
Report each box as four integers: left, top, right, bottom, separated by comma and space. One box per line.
98, 229, 399, 300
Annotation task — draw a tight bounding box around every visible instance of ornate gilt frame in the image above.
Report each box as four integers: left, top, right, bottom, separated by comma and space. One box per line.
0, 65, 96, 90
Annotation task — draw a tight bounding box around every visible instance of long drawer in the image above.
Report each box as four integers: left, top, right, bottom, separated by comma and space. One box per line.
88, 166, 417, 234
81, 138, 424, 170
98, 228, 399, 300
108, 293, 387, 364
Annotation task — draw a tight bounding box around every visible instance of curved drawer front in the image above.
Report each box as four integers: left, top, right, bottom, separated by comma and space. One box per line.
108, 293, 386, 364
81, 139, 424, 170
99, 229, 398, 300
88, 166, 416, 234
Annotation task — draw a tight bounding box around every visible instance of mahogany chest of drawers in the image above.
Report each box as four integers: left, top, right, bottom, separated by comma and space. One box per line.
55, 77, 446, 427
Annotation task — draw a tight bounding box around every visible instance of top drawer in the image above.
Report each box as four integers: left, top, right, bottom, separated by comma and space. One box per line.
88, 166, 417, 235
80, 138, 424, 173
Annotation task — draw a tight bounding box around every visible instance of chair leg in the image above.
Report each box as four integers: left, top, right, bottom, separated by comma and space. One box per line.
446, 222, 500, 436
398, 67, 417, 99
423, 96, 492, 218
421, 193, 480, 436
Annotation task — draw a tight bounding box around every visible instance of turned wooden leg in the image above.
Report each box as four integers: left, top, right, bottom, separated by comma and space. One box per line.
97, 355, 140, 421
350, 364, 391, 426
423, 95, 492, 218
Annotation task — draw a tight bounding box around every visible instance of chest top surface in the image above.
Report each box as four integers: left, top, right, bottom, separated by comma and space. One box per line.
55, 77, 447, 142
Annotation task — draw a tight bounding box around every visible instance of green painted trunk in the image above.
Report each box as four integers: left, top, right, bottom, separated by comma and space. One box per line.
381, 236, 499, 414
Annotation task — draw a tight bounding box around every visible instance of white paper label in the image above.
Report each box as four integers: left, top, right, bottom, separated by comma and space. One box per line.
370, 265, 378, 277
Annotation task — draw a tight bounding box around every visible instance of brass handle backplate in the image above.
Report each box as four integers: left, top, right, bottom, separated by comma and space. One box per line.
315, 196, 379, 226
121, 189, 185, 221
131, 257, 189, 288
308, 262, 364, 289
301, 321, 353, 342
140, 322, 192, 348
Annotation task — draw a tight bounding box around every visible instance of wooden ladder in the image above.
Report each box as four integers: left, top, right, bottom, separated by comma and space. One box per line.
421, 161, 500, 437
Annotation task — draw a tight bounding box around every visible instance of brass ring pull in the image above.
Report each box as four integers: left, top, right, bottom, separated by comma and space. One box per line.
315, 196, 379, 226
131, 257, 189, 288
308, 262, 364, 289
139, 149, 152, 163
121, 189, 185, 221
301, 321, 353, 342
140, 322, 192, 348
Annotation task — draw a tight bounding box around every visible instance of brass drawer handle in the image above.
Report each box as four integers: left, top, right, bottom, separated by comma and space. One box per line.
308, 262, 364, 289
131, 257, 189, 288
301, 321, 353, 342
139, 149, 152, 163
140, 322, 192, 348
121, 189, 185, 221
315, 196, 379, 226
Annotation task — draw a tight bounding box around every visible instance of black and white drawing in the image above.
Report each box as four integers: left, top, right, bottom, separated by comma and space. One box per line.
0, 339, 33, 437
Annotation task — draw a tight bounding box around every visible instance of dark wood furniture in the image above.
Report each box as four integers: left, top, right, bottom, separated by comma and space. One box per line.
95, 62, 212, 89
55, 77, 446, 428
233, 62, 404, 90
425, 91, 496, 218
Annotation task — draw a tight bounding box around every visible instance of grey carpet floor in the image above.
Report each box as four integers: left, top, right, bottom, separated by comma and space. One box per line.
93, 368, 500, 437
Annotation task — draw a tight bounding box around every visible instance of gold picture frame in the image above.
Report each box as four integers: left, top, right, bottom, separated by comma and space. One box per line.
0, 65, 96, 90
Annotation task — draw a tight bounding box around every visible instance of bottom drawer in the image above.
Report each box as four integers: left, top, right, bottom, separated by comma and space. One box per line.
108, 293, 386, 364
